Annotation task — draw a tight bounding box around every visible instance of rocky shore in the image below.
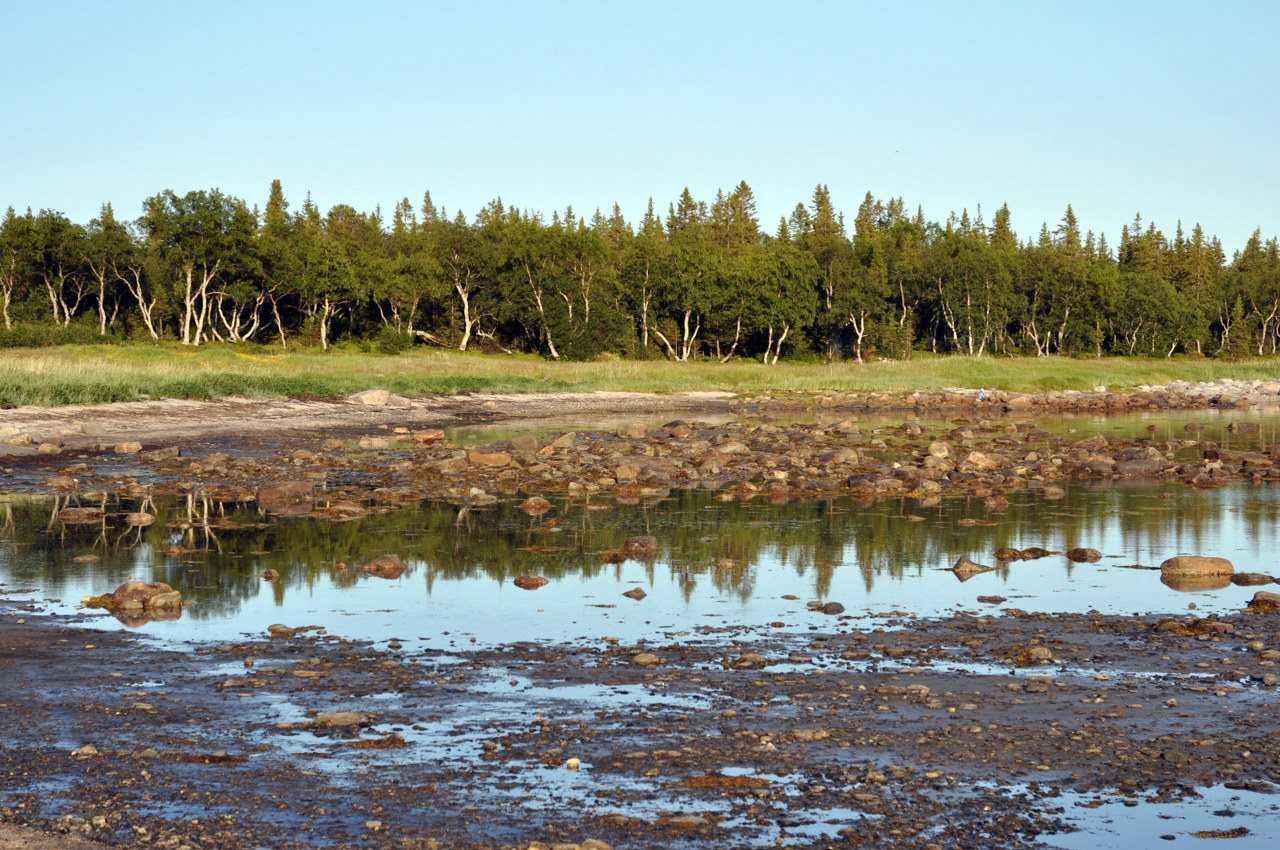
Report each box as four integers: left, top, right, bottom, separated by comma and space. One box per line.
1, 380, 1280, 849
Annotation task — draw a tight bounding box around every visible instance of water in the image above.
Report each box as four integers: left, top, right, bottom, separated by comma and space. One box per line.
2, 477, 1276, 647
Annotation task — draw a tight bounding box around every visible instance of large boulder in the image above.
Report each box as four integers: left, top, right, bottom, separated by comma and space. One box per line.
1160, 556, 1234, 578
1246, 591, 1280, 612
257, 481, 315, 516
111, 581, 183, 612
349, 389, 390, 406
361, 554, 406, 580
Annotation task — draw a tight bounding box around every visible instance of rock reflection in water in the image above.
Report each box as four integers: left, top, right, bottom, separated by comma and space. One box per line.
0, 480, 1276, 643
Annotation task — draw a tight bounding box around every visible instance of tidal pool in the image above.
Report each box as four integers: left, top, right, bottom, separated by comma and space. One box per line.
1, 478, 1275, 648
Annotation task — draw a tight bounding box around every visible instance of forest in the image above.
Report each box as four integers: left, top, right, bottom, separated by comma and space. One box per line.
2, 180, 1278, 362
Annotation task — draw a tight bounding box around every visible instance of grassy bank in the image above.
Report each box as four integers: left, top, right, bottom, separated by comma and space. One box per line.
1, 344, 1279, 407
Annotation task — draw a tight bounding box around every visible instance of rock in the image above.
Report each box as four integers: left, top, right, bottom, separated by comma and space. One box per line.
412, 428, 446, 444
467, 450, 511, 467
1162, 573, 1232, 591
385, 394, 412, 410
1020, 546, 1052, 559
37, 442, 60, 455
357, 435, 390, 450
350, 389, 390, 406
1160, 555, 1235, 578
622, 587, 647, 600
615, 423, 650, 440
139, 447, 180, 462
319, 501, 367, 521
113, 441, 143, 454
313, 711, 368, 728
731, 652, 767, 669
111, 580, 182, 612
984, 495, 1010, 512
927, 441, 950, 458
961, 451, 1000, 471
1231, 573, 1276, 586
267, 624, 295, 637
514, 575, 549, 590
631, 652, 661, 666
623, 535, 659, 560
361, 554, 406, 580
663, 420, 693, 438
950, 556, 994, 580
550, 432, 577, 449
519, 497, 553, 515
1247, 591, 1280, 612
57, 507, 104, 524
1114, 458, 1167, 476
977, 595, 1007, 604
124, 512, 155, 527
257, 481, 315, 517
261, 569, 280, 581
820, 602, 845, 615
1065, 548, 1102, 563
994, 547, 1022, 561
508, 435, 539, 454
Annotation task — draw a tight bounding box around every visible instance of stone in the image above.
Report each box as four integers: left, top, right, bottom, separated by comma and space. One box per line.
951, 556, 994, 581
615, 422, 650, 440
385, 394, 412, 410
1065, 548, 1102, 563
514, 575, 549, 590
111, 580, 182, 612
519, 497, 553, 515
139, 447, 180, 462
623, 535, 659, 560
357, 435, 390, 450
961, 451, 1000, 471
57, 507, 104, 524
663, 420, 693, 438
927, 441, 950, 458
994, 547, 1022, 562
313, 711, 368, 728
349, 389, 390, 406
257, 481, 315, 517
124, 512, 155, 527
732, 652, 767, 669
467, 450, 511, 467
1246, 591, 1280, 612
631, 652, 661, 666
361, 554, 406, 580
412, 428, 446, 444
36, 442, 61, 454
820, 602, 845, 615
622, 587, 647, 600
1231, 573, 1276, 586
1160, 555, 1235, 578
113, 441, 143, 454
508, 435, 539, 454
550, 432, 578, 449
984, 495, 1010, 512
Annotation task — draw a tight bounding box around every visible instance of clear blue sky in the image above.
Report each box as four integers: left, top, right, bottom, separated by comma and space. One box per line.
3, 0, 1276, 254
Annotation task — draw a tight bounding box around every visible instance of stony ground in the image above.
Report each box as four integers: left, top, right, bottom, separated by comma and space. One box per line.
2, 382, 1280, 849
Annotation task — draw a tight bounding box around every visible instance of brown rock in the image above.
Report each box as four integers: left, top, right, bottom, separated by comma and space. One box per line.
111, 580, 182, 611
349, 389, 390, 406
513, 574, 549, 590
57, 507, 104, 524
1066, 548, 1102, 563
994, 547, 1022, 561
257, 481, 315, 517
124, 512, 155, 527
519, 497, 553, 515
615, 422, 650, 440
622, 587, 647, 600
951, 556, 994, 581
412, 428, 446, 444
984, 495, 1010, 512
467, 450, 511, 467
1247, 591, 1280, 612
663, 420, 693, 438
1160, 555, 1234, 578
508, 435, 539, 454
1231, 572, 1276, 586
361, 554, 406, 580
623, 535, 659, 560
113, 441, 143, 454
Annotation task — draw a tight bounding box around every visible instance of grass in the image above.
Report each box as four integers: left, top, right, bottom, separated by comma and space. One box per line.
0, 343, 1278, 407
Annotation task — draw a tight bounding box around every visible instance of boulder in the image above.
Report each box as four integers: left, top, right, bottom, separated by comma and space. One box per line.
313, 711, 368, 728
622, 587, 647, 600
615, 423, 650, 440
58, 507, 104, 524
663, 420, 693, 438
518, 497, 553, 515
257, 481, 315, 516
1231, 573, 1277, 586
113, 441, 143, 454
623, 535, 659, 560
508, 435, 539, 454
513, 575, 549, 590
994, 547, 1022, 562
349, 389, 390, 406
1246, 591, 1280, 612
361, 554, 406, 580
111, 581, 182, 612
1160, 555, 1235, 578
412, 428, 446, 444
467, 450, 511, 467
927, 442, 950, 458
1066, 548, 1102, 563
950, 556, 994, 581
124, 512, 155, 527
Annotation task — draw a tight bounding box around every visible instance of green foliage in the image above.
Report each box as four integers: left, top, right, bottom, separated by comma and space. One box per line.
375, 325, 414, 354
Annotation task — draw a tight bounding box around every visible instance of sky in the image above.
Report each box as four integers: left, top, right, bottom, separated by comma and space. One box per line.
3, 0, 1277, 254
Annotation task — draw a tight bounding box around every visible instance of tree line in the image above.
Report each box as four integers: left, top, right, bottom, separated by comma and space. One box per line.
2, 180, 1278, 360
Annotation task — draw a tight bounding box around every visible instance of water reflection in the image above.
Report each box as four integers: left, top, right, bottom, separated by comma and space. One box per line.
1, 477, 1277, 645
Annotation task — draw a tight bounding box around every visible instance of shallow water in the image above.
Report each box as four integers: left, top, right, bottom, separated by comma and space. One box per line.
1, 477, 1276, 648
